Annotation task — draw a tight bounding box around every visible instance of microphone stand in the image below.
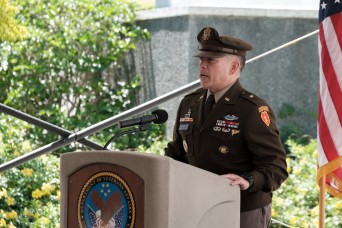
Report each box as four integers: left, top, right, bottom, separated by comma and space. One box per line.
103, 124, 149, 150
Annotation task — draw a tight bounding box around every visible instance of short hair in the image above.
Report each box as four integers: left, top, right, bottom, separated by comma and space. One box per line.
238, 56, 246, 72
227, 55, 246, 72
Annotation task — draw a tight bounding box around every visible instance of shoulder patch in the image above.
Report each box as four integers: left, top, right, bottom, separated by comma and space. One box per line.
259, 106, 271, 126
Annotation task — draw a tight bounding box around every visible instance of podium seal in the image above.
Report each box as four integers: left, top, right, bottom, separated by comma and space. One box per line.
78, 171, 135, 228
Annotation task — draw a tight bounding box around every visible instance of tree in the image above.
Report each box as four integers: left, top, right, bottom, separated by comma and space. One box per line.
0, 0, 27, 41
0, 0, 165, 226
0, 0, 161, 152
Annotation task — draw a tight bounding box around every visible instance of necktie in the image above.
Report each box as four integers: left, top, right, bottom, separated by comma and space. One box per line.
203, 94, 215, 120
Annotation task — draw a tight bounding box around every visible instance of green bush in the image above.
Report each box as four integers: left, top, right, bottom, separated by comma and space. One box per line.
0, 115, 60, 227
0, 0, 153, 153
0, 0, 166, 227
272, 139, 342, 228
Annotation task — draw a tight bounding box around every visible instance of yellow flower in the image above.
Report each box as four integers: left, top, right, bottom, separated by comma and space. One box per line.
292, 166, 300, 175
0, 188, 7, 199
310, 205, 319, 217
32, 189, 44, 199
289, 215, 297, 225
7, 222, 16, 228
21, 168, 33, 177
0, 0, 27, 41
57, 190, 60, 200
41, 183, 56, 194
5, 210, 18, 219
34, 213, 39, 219
13, 151, 20, 157
301, 223, 309, 228
275, 197, 283, 206
24, 208, 34, 217
22, 140, 32, 152
335, 200, 342, 209
0, 218, 6, 227
313, 218, 319, 227
41, 217, 50, 225
5, 196, 15, 206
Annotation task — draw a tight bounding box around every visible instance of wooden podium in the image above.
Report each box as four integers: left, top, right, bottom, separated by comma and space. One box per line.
60, 151, 240, 228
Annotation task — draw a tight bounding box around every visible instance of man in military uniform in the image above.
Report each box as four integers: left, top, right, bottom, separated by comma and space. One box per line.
164, 27, 288, 228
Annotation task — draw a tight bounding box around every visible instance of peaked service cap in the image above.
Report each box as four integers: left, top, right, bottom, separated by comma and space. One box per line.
193, 27, 252, 58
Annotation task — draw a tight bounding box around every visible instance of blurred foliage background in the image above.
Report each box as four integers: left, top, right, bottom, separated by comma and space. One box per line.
0, 0, 341, 227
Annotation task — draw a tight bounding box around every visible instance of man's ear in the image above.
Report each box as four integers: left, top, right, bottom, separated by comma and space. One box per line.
229, 60, 240, 75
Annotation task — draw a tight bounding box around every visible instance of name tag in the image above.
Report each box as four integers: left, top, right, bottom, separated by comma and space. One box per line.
179, 124, 189, 131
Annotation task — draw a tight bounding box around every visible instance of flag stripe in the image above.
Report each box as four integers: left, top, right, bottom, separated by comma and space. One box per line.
322, 15, 342, 93
317, 136, 328, 166
330, 13, 342, 53
318, 99, 339, 162
318, 0, 342, 198
318, 33, 342, 157
318, 73, 342, 156
319, 21, 342, 125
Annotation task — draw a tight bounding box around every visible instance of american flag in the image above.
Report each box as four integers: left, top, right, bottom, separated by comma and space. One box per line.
318, 0, 342, 198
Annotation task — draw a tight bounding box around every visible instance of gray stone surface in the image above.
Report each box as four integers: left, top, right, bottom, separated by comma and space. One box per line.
134, 6, 319, 139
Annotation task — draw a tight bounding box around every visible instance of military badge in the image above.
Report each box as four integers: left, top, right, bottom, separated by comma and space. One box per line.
224, 114, 238, 121
258, 106, 270, 126
219, 146, 229, 154
222, 128, 231, 133
213, 126, 221, 131
231, 129, 240, 136
260, 111, 270, 126
180, 109, 193, 123
258, 106, 269, 113
183, 140, 188, 153
202, 27, 211, 41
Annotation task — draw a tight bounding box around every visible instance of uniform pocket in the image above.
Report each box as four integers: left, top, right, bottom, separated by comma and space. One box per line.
210, 128, 243, 160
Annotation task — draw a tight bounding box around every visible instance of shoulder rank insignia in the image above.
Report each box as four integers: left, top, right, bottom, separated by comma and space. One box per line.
258, 106, 270, 126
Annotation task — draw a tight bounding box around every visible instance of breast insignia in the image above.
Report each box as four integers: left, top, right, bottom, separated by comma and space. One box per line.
219, 146, 229, 154
183, 140, 188, 153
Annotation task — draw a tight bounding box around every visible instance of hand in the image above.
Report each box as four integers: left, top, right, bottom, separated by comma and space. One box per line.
221, 173, 250, 190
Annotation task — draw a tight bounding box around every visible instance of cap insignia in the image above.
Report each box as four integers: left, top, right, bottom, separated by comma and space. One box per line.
202, 27, 211, 41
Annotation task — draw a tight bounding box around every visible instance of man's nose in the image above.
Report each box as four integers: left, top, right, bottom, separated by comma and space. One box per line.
199, 60, 207, 68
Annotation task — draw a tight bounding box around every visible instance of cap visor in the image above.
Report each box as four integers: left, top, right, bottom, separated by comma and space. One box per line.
192, 51, 228, 58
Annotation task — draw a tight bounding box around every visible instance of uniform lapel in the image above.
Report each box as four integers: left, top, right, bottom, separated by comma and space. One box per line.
200, 80, 244, 132
190, 90, 206, 127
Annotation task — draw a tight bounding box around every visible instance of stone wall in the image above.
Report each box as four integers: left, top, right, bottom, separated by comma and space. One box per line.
134, 6, 319, 139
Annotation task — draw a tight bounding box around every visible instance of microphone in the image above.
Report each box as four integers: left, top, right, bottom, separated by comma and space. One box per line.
119, 109, 168, 128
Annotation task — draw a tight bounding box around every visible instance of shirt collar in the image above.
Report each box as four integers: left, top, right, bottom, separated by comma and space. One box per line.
206, 79, 237, 102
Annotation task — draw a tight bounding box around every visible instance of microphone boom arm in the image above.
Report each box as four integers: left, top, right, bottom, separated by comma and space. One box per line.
103, 124, 149, 150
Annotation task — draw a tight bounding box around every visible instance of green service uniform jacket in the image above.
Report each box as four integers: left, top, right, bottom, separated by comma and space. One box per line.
165, 80, 288, 212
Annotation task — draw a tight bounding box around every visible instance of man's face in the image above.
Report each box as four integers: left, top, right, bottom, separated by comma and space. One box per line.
198, 55, 239, 93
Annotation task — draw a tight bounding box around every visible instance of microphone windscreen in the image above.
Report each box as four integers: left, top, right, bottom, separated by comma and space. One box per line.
152, 109, 168, 124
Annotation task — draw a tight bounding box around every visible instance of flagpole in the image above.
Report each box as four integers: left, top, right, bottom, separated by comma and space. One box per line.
319, 174, 326, 228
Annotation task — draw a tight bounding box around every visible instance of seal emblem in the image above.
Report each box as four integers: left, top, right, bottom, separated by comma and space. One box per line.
78, 172, 135, 228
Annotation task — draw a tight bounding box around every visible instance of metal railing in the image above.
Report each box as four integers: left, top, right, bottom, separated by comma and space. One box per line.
0, 30, 318, 173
